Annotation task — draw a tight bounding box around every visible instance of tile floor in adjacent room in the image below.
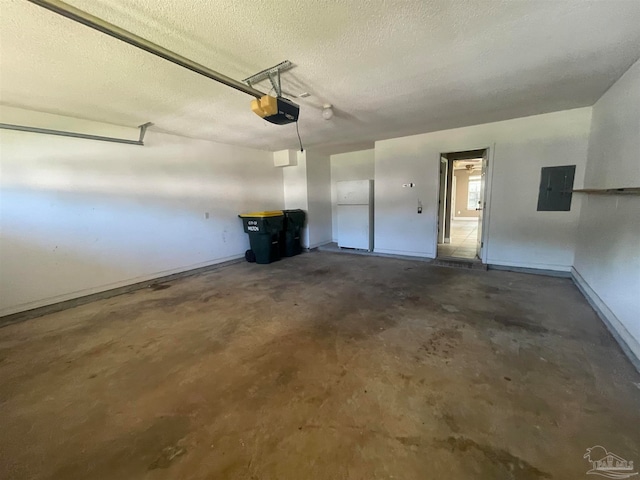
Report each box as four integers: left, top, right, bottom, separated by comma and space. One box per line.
438, 218, 479, 259
1, 252, 639, 480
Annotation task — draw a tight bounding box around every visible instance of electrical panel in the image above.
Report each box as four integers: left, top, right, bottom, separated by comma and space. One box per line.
537, 165, 576, 211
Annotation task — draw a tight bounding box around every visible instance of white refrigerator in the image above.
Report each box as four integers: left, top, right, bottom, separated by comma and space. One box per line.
337, 180, 374, 251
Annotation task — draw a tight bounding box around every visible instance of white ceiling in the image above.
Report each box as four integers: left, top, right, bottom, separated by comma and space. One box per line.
1, 0, 639, 153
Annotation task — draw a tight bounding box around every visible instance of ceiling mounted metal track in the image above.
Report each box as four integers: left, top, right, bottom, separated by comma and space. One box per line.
25, 0, 265, 99
0, 122, 153, 146
243, 60, 294, 97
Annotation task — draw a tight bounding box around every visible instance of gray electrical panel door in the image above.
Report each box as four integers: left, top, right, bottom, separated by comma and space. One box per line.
537, 165, 576, 211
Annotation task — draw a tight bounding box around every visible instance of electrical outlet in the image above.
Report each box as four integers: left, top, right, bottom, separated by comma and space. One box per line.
204, 212, 209, 219
417, 206, 422, 214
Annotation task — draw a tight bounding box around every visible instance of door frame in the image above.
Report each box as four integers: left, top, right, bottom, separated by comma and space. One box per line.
437, 156, 448, 244
433, 144, 495, 264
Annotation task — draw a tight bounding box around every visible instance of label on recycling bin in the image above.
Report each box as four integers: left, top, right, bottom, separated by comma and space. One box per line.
247, 220, 259, 232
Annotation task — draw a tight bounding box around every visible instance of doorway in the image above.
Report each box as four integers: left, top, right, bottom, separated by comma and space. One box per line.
437, 149, 488, 261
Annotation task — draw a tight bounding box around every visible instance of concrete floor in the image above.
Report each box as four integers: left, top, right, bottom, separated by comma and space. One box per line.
1, 252, 639, 480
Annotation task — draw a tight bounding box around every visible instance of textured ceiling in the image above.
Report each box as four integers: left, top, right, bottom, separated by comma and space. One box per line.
1, 0, 640, 153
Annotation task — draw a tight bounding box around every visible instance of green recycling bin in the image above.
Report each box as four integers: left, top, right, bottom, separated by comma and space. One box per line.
281, 209, 306, 257
238, 211, 284, 264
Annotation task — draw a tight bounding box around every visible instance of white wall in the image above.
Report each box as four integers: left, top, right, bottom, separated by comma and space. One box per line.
374, 108, 592, 270
582, 61, 640, 189
281, 150, 333, 249
305, 151, 332, 248
573, 59, 640, 362
0, 106, 283, 316
330, 149, 375, 242
282, 151, 309, 247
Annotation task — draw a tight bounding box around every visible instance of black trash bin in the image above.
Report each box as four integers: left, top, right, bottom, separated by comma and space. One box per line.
281, 209, 306, 257
238, 211, 284, 264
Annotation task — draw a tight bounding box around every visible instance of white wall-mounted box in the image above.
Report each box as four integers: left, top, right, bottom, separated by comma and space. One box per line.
273, 149, 298, 167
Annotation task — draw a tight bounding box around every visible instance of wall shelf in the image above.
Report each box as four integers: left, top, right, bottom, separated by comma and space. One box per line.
572, 188, 640, 196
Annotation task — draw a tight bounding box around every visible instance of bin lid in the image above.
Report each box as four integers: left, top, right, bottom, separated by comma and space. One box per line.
238, 210, 284, 218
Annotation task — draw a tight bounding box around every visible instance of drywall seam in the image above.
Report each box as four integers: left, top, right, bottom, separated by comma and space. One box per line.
0, 254, 244, 318
572, 266, 640, 372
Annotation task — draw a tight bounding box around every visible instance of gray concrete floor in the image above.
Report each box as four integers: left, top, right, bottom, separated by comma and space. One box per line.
1, 251, 639, 480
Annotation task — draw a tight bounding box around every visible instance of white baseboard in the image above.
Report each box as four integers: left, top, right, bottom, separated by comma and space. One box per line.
487, 259, 571, 273
374, 248, 434, 258
571, 267, 640, 372
488, 264, 571, 278
308, 239, 334, 250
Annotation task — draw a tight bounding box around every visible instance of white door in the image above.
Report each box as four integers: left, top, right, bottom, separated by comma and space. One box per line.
476, 150, 488, 259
